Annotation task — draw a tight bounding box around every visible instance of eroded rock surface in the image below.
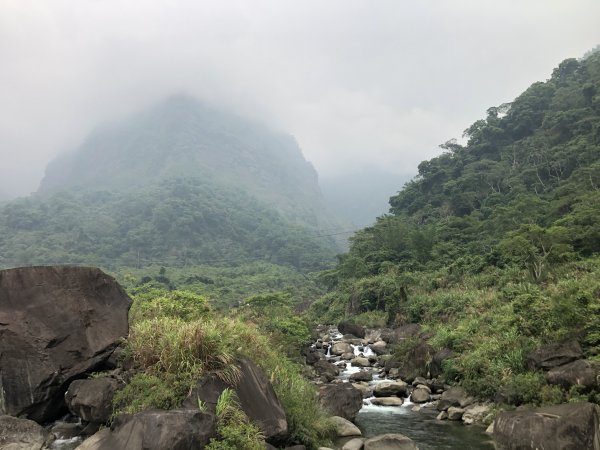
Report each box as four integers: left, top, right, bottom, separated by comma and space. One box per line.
494, 402, 600, 450
0, 266, 131, 422
182, 357, 288, 441
76, 409, 216, 450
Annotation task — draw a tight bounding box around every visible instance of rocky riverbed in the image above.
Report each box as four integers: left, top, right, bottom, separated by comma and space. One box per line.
307, 325, 494, 449
307, 323, 600, 450
2, 266, 599, 450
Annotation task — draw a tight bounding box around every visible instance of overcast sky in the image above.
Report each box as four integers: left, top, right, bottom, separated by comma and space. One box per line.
2, 1, 600, 199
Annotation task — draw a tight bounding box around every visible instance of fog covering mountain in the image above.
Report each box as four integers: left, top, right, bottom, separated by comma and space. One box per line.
0, 95, 343, 270
321, 168, 412, 227
39, 95, 329, 226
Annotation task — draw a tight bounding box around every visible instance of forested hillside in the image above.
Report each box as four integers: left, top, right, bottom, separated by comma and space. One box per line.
0, 179, 335, 271
312, 51, 600, 404
39, 95, 332, 227
0, 96, 341, 282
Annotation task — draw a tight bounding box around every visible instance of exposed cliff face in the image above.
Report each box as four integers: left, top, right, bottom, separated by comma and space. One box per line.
0, 266, 131, 422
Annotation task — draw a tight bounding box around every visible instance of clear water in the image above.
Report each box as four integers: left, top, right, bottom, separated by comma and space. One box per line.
355, 404, 495, 450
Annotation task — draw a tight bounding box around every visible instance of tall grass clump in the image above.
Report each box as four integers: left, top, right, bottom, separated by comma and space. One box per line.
203, 317, 334, 449
115, 316, 240, 416
206, 389, 265, 450
115, 289, 333, 449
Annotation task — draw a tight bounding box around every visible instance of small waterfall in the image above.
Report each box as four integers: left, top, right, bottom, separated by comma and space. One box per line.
311, 327, 494, 449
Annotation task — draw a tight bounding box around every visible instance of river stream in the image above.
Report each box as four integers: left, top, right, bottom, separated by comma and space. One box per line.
320, 328, 495, 450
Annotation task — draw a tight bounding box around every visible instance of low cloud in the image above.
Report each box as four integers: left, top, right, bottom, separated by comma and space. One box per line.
1, 0, 599, 197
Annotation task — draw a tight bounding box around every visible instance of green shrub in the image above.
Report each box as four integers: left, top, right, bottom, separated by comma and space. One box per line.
352, 310, 387, 328
127, 317, 239, 386
130, 289, 211, 323
239, 293, 312, 354
540, 384, 565, 405
206, 389, 264, 450
497, 372, 547, 406
112, 373, 182, 416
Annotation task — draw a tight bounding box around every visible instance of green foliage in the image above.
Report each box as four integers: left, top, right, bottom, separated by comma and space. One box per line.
391, 337, 421, 362
112, 373, 182, 416
312, 52, 600, 407
495, 372, 549, 406
351, 310, 388, 328
238, 292, 312, 355
117, 261, 324, 310
206, 389, 265, 450
130, 289, 211, 322
127, 317, 240, 387
117, 287, 333, 449
0, 177, 338, 273
317, 52, 600, 296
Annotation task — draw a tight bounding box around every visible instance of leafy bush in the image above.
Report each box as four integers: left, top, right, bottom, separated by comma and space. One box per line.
117, 287, 333, 449
112, 373, 181, 416
240, 293, 312, 354
127, 317, 240, 386
130, 289, 211, 322
206, 389, 264, 450
351, 310, 387, 328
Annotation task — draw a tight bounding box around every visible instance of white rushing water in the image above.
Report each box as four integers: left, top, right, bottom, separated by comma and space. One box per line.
313, 327, 494, 449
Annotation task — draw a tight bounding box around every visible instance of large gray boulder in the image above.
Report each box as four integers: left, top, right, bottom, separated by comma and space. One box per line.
546, 359, 598, 390
370, 340, 387, 355
319, 383, 363, 421
371, 397, 403, 406
330, 416, 362, 437
75, 409, 216, 450
398, 342, 434, 382
338, 322, 366, 339
410, 388, 430, 403
349, 371, 373, 382
331, 342, 354, 356
314, 359, 340, 382
493, 402, 600, 450
0, 415, 46, 450
65, 377, 121, 423
342, 438, 364, 450
0, 266, 131, 423
383, 341, 433, 382
373, 381, 408, 397
526, 340, 583, 370
364, 433, 419, 450
182, 358, 287, 441
437, 386, 471, 411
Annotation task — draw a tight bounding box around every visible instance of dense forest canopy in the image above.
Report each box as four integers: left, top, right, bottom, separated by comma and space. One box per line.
309, 51, 600, 403
326, 52, 600, 284
0, 96, 342, 274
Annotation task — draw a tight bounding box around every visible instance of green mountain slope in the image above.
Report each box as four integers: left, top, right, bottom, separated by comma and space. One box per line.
311, 51, 600, 405
39, 95, 329, 227
329, 51, 600, 281
0, 96, 341, 272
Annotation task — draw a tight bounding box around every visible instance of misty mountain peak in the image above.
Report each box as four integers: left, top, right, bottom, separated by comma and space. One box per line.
38, 95, 327, 224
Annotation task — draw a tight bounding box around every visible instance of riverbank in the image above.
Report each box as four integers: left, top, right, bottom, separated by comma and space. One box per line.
308, 323, 600, 450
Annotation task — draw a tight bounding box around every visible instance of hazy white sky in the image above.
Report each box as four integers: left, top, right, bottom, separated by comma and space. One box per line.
2, 0, 600, 198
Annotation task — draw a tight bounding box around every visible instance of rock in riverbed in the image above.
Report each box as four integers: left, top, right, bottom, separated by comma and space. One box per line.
493, 401, 600, 450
